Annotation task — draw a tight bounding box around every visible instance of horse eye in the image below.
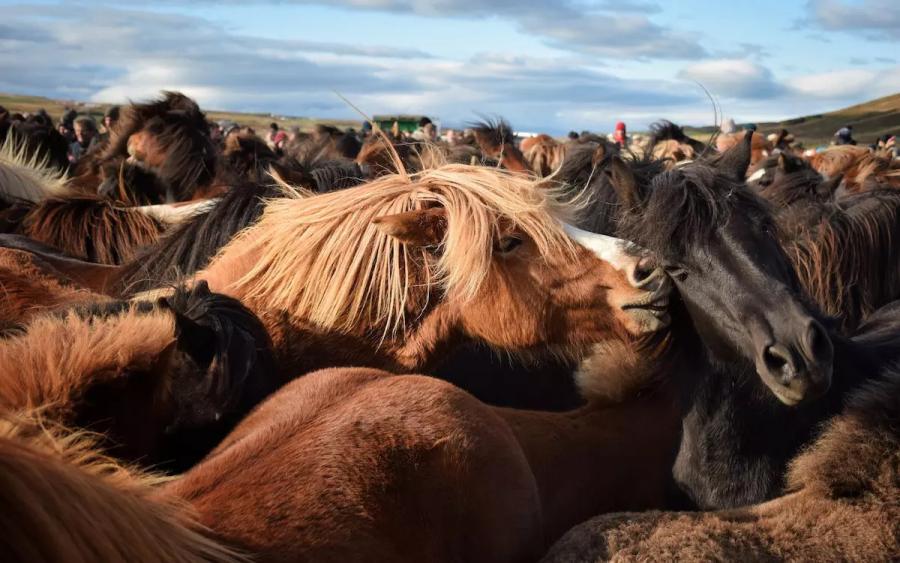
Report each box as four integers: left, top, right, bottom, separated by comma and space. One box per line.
496, 236, 523, 254
665, 265, 688, 281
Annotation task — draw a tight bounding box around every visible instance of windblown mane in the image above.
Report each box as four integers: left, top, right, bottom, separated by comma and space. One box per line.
0, 412, 243, 563
206, 164, 579, 335
0, 133, 71, 204
22, 196, 164, 264
98, 91, 217, 201
116, 182, 285, 293
648, 120, 709, 156
0, 301, 176, 416
782, 190, 900, 330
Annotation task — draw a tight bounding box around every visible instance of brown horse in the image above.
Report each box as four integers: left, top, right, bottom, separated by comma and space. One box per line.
0, 412, 242, 562
197, 164, 669, 378
0, 246, 104, 330
543, 366, 900, 562
808, 145, 900, 193
471, 119, 531, 173
717, 130, 772, 170
164, 330, 678, 561
0, 283, 279, 470
522, 134, 567, 176
73, 91, 217, 203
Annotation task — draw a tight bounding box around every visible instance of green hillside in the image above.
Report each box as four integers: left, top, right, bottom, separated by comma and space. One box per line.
684, 93, 900, 147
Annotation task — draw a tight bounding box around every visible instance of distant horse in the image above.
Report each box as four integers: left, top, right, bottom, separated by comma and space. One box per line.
0, 412, 242, 562
196, 164, 670, 378
471, 119, 531, 173
74, 91, 217, 202
544, 358, 900, 561
521, 134, 567, 176
717, 129, 773, 170
0, 283, 279, 471
809, 145, 900, 193
644, 120, 710, 165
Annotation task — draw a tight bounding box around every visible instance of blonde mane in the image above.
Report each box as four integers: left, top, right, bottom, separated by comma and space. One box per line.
0, 131, 71, 203
0, 305, 175, 417
0, 411, 244, 562
205, 164, 580, 336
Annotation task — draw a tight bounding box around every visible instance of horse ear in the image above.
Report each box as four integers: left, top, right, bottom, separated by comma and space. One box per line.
607, 156, 639, 208
816, 173, 843, 199
373, 207, 448, 248
717, 130, 753, 181
173, 312, 216, 371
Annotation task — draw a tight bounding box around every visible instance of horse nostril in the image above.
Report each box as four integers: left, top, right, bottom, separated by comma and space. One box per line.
763, 344, 795, 383
630, 257, 657, 287
804, 320, 833, 364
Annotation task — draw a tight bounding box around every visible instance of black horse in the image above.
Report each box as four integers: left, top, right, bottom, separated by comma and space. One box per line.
580, 134, 896, 508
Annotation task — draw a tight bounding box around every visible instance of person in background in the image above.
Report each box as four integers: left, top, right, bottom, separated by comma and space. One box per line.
59, 109, 77, 144
834, 124, 855, 145
613, 121, 627, 148
720, 117, 737, 135
69, 116, 100, 162
360, 121, 373, 139
411, 116, 434, 141
267, 122, 287, 150
98, 106, 120, 144
744, 123, 758, 132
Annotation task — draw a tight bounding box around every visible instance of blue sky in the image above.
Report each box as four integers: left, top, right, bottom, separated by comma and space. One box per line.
0, 1, 897, 132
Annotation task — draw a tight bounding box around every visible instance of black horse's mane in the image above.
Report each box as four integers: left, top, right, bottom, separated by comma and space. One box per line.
617, 160, 776, 262
115, 181, 281, 294
648, 120, 709, 155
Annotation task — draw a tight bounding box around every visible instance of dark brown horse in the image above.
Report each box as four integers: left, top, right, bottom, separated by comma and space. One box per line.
0, 283, 279, 471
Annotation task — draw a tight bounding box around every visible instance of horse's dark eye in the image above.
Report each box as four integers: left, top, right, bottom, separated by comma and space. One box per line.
665, 265, 688, 281
496, 236, 523, 254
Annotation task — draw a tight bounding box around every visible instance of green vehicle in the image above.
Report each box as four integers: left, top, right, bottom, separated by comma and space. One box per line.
372, 114, 438, 133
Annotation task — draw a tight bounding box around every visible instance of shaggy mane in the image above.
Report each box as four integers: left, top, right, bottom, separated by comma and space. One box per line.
0, 303, 176, 417
0, 132, 71, 204
618, 160, 775, 260
204, 164, 580, 336
0, 411, 244, 562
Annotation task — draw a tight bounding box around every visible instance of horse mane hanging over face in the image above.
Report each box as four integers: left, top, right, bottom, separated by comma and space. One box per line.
617, 160, 776, 262
99, 92, 216, 201
205, 164, 578, 336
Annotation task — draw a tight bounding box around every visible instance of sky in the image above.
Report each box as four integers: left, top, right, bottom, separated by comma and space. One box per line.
0, 0, 898, 133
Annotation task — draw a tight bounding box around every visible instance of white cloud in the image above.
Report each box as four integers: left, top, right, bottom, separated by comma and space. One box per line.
678, 59, 782, 99
806, 0, 900, 40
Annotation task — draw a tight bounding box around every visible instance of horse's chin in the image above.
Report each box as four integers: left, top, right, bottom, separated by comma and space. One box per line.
622, 307, 671, 334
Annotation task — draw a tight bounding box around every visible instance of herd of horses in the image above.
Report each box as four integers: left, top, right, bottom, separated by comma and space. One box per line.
0, 92, 898, 561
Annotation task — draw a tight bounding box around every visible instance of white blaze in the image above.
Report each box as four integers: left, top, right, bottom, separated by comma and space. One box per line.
561, 222, 637, 272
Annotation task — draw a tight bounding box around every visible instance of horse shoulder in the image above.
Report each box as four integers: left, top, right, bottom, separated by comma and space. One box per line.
166, 368, 542, 562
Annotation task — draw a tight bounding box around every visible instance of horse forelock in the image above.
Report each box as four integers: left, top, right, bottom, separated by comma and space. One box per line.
205, 164, 579, 337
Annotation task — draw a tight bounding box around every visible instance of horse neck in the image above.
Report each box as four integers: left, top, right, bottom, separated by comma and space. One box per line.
674, 326, 870, 509
493, 383, 680, 547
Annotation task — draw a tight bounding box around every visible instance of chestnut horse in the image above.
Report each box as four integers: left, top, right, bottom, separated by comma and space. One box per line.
73, 91, 217, 203
164, 327, 679, 561
195, 164, 669, 378
0, 283, 279, 471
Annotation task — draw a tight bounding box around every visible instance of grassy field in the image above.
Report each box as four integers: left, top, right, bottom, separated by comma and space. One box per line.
684, 93, 900, 147
0, 92, 360, 132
